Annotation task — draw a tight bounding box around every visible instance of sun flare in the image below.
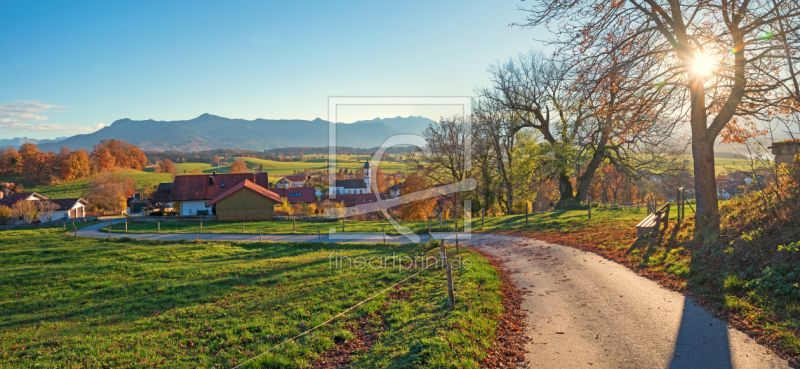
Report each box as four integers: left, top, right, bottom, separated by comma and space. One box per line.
691, 53, 718, 77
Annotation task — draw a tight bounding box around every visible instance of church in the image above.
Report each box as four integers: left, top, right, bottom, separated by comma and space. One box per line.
328, 162, 373, 195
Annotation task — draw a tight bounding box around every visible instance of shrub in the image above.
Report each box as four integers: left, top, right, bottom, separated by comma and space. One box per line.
745, 264, 800, 301
723, 274, 747, 294
0, 205, 13, 225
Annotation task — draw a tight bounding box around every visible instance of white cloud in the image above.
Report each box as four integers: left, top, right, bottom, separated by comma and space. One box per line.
0, 101, 105, 134
0, 101, 61, 122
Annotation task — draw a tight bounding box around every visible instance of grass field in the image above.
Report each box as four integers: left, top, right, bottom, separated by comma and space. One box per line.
103, 205, 651, 235
0, 170, 175, 199
148, 155, 409, 177
0, 225, 503, 368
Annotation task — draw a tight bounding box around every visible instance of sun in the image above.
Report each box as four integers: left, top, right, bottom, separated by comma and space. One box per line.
690, 53, 718, 77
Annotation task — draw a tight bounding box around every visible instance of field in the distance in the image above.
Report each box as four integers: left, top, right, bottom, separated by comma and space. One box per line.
146, 155, 409, 177
0, 225, 503, 368
0, 170, 175, 199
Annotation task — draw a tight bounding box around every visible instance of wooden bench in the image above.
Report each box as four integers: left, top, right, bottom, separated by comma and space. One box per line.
636, 203, 670, 238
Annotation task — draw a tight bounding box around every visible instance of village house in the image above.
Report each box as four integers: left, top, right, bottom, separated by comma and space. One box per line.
274, 174, 307, 188
0, 192, 88, 220
207, 179, 281, 221
50, 198, 90, 219
387, 183, 402, 199
329, 162, 372, 195
169, 172, 316, 218
769, 139, 800, 167
170, 172, 271, 216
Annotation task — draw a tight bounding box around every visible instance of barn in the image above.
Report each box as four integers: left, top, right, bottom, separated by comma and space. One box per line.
207, 179, 281, 221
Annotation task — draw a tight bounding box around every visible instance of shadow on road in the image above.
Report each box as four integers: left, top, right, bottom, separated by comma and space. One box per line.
668, 297, 733, 369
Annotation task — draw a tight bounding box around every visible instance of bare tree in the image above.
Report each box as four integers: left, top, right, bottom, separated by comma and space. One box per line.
407, 116, 474, 185
521, 0, 800, 233
12, 200, 37, 224
479, 51, 585, 207
37, 200, 60, 222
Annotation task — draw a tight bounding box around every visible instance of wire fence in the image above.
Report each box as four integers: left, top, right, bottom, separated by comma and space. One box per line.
232, 262, 434, 369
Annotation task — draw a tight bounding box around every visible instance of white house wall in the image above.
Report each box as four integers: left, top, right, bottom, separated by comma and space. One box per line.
180, 201, 212, 216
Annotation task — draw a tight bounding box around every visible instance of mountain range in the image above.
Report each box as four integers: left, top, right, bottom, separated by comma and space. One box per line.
0, 136, 68, 148
27, 114, 434, 152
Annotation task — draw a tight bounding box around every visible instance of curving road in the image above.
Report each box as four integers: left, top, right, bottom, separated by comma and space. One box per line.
80, 220, 791, 368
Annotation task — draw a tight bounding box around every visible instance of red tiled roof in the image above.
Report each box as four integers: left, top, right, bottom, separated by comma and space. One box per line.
280, 175, 306, 182
270, 187, 317, 204
208, 179, 281, 206
0, 192, 47, 208
170, 172, 270, 201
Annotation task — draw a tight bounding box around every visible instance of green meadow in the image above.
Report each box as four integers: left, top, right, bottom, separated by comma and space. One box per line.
0, 225, 503, 368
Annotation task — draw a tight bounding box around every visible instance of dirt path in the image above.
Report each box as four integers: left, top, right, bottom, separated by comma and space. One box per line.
463, 234, 791, 369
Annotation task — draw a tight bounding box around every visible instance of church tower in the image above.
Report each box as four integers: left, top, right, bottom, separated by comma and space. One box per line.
363, 161, 371, 194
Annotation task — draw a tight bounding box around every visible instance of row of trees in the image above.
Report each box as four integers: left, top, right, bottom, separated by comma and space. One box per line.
0, 140, 147, 184
407, 1, 800, 235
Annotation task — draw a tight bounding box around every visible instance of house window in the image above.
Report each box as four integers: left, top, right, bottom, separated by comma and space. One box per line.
220, 182, 226, 188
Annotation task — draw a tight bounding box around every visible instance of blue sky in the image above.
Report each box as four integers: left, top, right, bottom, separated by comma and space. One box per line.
0, 0, 544, 139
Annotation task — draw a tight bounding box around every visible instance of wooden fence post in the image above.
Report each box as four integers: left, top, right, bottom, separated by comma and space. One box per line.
200, 222, 203, 232
525, 203, 529, 225
158, 221, 160, 232
455, 223, 459, 255
318, 228, 322, 243
74, 225, 77, 238
382, 225, 386, 245
342, 217, 345, 232
439, 239, 447, 270
446, 263, 455, 311
293, 218, 296, 232
63, 224, 66, 236
588, 197, 592, 220
125, 219, 128, 231
481, 208, 485, 229
439, 212, 442, 228
108, 222, 111, 238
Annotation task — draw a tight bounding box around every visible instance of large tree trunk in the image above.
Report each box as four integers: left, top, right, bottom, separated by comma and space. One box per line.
576, 148, 605, 202
688, 75, 720, 236
555, 172, 576, 209
692, 138, 719, 234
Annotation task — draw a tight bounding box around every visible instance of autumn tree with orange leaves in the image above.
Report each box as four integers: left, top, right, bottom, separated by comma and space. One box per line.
229, 159, 249, 173
399, 172, 437, 221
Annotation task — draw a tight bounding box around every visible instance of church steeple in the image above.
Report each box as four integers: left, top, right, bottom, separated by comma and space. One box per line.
363, 161, 371, 193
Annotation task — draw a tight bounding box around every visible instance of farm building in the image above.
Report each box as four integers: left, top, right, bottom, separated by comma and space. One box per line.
170, 172, 271, 216
274, 175, 307, 188
770, 139, 800, 167
207, 179, 281, 221
169, 172, 317, 217
50, 198, 89, 219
